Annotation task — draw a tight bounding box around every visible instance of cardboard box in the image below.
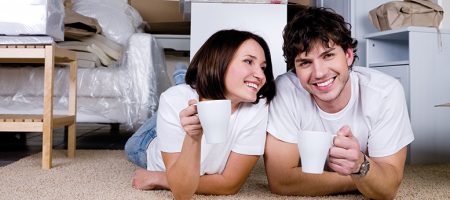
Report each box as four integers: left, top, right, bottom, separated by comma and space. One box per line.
0, 0, 64, 41
288, 0, 312, 5
129, 0, 184, 23
435, 102, 450, 107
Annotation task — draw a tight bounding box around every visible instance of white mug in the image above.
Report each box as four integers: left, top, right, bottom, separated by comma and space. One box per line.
196, 99, 231, 144
297, 130, 335, 174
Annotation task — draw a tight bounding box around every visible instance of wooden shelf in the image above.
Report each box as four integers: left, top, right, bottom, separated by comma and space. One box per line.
0, 114, 76, 132
0, 43, 78, 169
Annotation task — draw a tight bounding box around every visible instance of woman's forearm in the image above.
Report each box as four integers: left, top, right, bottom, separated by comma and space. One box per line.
166, 136, 202, 199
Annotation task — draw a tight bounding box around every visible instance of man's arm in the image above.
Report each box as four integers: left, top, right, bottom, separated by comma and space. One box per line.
328, 126, 408, 199
351, 148, 407, 199
264, 133, 356, 196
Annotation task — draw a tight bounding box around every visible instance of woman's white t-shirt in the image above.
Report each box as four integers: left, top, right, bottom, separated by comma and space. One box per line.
146, 84, 268, 175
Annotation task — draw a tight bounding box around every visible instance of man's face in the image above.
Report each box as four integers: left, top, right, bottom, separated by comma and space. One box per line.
294, 42, 354, 112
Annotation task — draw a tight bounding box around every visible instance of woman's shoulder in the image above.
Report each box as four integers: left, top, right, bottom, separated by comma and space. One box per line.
160, 84, 199, 106
162, 84, 198, 98
239, 98, 268, 116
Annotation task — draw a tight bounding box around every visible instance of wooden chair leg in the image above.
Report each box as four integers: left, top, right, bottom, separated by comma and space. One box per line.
42, 129, 53, 170
67, 124, 76, 158
42, 45, 55, 170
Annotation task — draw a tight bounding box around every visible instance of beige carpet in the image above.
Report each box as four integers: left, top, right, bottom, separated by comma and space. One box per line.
0, 150, 449, 200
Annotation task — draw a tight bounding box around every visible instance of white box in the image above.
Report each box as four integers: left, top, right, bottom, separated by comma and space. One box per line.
0, 0, 64, 41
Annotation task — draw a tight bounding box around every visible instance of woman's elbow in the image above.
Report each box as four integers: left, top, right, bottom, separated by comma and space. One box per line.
218, 184, 242, 195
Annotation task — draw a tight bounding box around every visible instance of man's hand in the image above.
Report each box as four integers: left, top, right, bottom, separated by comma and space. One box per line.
328, 125, 364, 175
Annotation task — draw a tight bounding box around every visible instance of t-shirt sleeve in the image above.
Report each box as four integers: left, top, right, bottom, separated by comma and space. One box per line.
156, 91, 186, 153
267, 76, 300, 144
368, 82, 415, 157
231, 101, 268, 155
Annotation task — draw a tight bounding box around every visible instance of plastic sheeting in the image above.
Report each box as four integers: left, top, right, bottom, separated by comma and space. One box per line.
0, 0, 64, 41
0, 33, 171, 130
72, 0, 144, 46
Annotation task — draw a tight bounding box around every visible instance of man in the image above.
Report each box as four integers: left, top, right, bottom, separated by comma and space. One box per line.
264, 6, 414, 199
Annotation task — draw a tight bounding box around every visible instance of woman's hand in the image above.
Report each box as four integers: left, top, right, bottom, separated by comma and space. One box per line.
179, 99, 203, 140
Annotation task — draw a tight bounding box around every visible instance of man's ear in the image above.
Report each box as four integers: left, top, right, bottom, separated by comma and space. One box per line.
345, 48, 355, 66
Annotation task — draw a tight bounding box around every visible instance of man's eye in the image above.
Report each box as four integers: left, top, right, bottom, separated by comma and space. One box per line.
298, 61, 311, 68
324, 53, 334, 59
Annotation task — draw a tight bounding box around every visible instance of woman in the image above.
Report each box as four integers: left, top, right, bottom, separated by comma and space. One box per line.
126, 29, 276, 199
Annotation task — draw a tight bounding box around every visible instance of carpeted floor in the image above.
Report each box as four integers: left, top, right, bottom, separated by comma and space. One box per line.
0, 150, 448, 200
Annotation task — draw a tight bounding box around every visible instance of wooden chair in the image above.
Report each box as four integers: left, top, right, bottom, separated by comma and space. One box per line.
0, 43, 77, 169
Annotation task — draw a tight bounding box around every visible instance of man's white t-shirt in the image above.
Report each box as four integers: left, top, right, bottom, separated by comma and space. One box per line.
267, 66, 414, 157
146, 84, 268, 175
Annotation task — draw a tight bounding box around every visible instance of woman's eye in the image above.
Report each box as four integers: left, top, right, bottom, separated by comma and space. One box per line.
244, 59, 252, 64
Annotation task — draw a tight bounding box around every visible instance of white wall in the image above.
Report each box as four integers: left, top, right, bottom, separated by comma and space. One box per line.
437, 0, 450, 28
190, 3, 287, 77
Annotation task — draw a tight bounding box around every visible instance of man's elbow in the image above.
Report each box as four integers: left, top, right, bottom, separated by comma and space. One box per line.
365, 179, 402, 200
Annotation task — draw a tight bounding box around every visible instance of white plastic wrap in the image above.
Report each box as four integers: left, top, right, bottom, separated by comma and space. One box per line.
0, 33, 170, 130
0, 0, 64, 41
0, 36, 54, 45
72, 0, 143, 46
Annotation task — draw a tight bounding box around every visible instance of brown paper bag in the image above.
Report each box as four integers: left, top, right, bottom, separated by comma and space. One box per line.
369, 0, 444, 31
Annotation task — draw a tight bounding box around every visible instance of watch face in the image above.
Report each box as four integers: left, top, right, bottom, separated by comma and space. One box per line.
359, 155, 370, 176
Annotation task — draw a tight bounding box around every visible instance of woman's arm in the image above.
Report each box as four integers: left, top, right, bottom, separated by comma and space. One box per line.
162, 99, 203, 200
196, 152, 259, 195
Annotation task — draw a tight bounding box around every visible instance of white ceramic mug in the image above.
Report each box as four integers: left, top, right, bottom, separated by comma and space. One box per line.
297, 130, 335, 174
196, 99, 231, 144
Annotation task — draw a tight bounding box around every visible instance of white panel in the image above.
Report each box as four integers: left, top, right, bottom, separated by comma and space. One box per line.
367, 27, 450, 164
191, 3, 287, 77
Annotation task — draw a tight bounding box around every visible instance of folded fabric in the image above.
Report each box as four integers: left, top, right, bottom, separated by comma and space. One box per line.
64, 1, 102, 40
83, 34, 123, 60
75, 51, 102, 68
57, 40, 113, 66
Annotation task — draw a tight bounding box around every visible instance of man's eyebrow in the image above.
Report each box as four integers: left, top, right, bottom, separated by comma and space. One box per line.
320, 47, 335, 57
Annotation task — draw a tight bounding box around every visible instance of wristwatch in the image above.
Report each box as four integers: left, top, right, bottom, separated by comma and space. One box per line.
353, 153, 370, 177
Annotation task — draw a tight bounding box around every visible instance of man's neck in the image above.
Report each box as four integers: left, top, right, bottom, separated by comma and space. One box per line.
315, 75, 352, 114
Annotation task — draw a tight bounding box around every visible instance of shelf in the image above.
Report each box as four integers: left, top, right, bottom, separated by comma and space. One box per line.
0, 43, 78, 169
368, 60, 409, 67
153, 34, 190, 52
0, 114, 76, 132
365, 26, 450, 40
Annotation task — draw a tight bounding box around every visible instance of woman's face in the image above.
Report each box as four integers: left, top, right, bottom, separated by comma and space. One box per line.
224, 39, 267, 107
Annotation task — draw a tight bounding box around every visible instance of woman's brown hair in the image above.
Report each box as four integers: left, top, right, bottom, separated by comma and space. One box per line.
185, 29, 276, 104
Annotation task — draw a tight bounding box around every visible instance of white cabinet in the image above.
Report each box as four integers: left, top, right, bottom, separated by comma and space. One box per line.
190, 2, 287, 77
366, 26, 450, 164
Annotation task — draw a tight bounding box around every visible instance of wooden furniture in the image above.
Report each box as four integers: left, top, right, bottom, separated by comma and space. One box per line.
365, 26, 450, 164
0, 43, 77, 169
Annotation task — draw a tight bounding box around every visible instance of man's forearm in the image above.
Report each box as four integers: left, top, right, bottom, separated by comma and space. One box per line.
269, 167, 357, 196
353, 159, 403, 199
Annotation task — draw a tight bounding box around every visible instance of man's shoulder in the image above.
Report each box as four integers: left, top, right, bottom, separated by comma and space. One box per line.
275, 70, 303, 91
353, 66, 402, 95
